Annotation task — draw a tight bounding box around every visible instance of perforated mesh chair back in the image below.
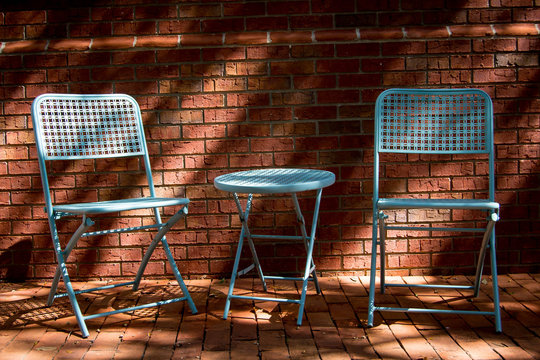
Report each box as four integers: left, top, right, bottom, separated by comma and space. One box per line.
33, 94, 146, 160
376, 89, 493, 154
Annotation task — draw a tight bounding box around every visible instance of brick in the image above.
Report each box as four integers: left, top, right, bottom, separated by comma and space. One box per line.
335, 13, 376, 28
361, 28, 404, 40
247, 16, 289, 31
428, 39, 471, 54
406, 26, 450, 38
317, 90, 359, 104
317, 59, 359, 73
382, 41, 425, 56
225, 62, 267, 76
383, 72, 426, 86
315, 29, 358, 42
494, 23, 539, 36
224, 2, 265, 16
291, 15, 333, 29
270, 31, 312, 44
362, 58, 405, 72
180, 94, 224, 108
179, 4, 221, 18
227, 93, 270, 107
249, 107, 292, 122
2, 40, 47, 53
450, 54, 493, 69
91, 36, 134, 50
294, 75, 336, 89
247, 45, 289, 59
5, 10, 46, 25
339, 74, 382, 87
268, 1, 309, 14
251, 138, 294, 152
225, 32, 267, 45
48, 39, 91, 51
136, 35, 178, 48
450, 24, 494, 37
380, 12, 423, 26
468, 8, 512, 23
271, 60, 314, 75
203, 78, 246, 92
496, 53, 539, 67
202, 47, 245, 61
158, 19, 200, 34
428, 70, 472, 84
474, 69, 516, 83
336, 43, 379, 57
473, 38, 516, 52
203, 18, 245, 33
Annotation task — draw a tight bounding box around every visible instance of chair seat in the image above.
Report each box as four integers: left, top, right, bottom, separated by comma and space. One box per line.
378, 198, 499, 210
54, 197, 190, 215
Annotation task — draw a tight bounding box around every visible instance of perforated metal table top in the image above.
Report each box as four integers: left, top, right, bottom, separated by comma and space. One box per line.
214, 168, 335, 194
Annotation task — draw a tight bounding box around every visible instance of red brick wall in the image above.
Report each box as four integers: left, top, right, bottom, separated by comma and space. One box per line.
1, 1, 539, 280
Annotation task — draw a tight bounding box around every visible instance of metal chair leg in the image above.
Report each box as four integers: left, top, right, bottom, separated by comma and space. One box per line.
378, 211, 387, 295
133, 206, 189, 290
161, 236, 197, 314
489, 229, 502, 333
48, 216, 94, 306
473, 212, 499, 297
48, 218, 90, 338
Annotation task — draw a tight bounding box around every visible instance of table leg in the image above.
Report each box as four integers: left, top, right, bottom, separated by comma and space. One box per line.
292, 193, 321, 294
224, 193, 267, 320
224, 189, 325, 326
296, 188, 323, 326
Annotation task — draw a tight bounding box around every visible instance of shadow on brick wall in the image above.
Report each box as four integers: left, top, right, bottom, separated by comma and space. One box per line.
0, 239, 32, 282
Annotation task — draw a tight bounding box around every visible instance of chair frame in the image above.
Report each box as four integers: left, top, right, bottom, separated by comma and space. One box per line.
368, 88, 502, 332
32, 93, 197, 338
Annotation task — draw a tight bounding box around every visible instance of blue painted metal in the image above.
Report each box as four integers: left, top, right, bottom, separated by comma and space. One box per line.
215, 168, 335, 326
32, 94, 197, 338
214, 168, 335, 194
368, 89, 502, 332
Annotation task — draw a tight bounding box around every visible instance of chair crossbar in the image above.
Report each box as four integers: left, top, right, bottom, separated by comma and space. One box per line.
265, 275, 317, 281
81, 224, 161, 237
238, 263, 255, 276
374, 306, 495, 317
384, 283, 475, 290
251, 234, 304, 240
53, 281, 136, 299
385, 225, 486, 233
230, 294, 302, 304
83, 296, 190, 321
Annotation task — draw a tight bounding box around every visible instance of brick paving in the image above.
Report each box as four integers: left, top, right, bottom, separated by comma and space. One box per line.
0, 274, 539, 359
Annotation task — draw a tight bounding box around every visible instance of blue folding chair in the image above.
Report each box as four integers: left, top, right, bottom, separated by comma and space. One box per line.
368, 89, 502, 332
32, 94, 197, 338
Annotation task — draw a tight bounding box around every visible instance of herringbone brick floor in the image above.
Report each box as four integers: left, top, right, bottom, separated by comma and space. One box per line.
1, 274, 539, 359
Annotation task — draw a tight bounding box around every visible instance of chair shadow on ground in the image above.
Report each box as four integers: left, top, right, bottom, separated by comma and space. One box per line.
0, 282, 211, 337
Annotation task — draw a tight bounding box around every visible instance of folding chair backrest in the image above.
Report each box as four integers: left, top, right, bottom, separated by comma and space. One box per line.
32, 94, 146, 160
374, 88, 495, 200
32, 94, 156, 212
375, 89, 493, 154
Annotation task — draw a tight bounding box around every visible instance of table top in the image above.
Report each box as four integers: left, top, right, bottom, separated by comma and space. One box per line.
214, 168, 335, 194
